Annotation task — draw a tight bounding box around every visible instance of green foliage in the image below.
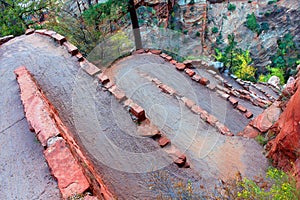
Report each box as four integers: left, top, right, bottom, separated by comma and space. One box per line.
211, 26, 219, 34
245, 12, 261, 34
238, 168, 300, 199
0, 0, 57, 37
261, 22, 269, 31
214, 34, 256, 81
255, 135, 268, 146
232, 50, 257, 81
268, 0, 277, 5
46, 0, 129, 55
258, 66, 285, 84
228, 3, 236, 11
269, 33, 300, 81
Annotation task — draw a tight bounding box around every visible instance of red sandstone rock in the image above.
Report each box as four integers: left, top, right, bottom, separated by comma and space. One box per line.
181, 97, 195, 108
170, 60, 177, 65
152, 78, 162, 85
224, 82, 232, 89
174, 154, 187, 167
84, 195, 98, 200
216, 90, 230, 100
207, 114, 218, 126
14, 67, 114, 199
267, 85, 300, 185
158, 136, 170, 147
236, 105, 247, 113
200, 110, 209, 121
199, 77, 210, 86
166, 56, 172, 61
108, 86, 126, 102
230, 90, 239, 97
0, 35, 14, 45
160, 53, 167, 58
132, 49, 144, 55
192, 74, 201, 82
130, 103, 146, 122
251, 102, 281, 133
104, 81, 114, 89
96, 73, 110, 84
185, 68, 195, 77
215, 75, 224, 82
150, 49, 161, 55
51, 33, 66, 45
282, 77, 296, 97
207, 84, 216, 91
191, 105, 204, 115
123, 98, 133, 108
79, 60, 101, 76
207, 69, 217, 76
44, 139, 90, 199
35, 29, 47, 35
44, 30, 56, 36
75, 53, 84, 61
228, 96, 238, 107
241, 125, 260, 138
245, 111, 253, 119
183, 60, 193, 68
215, 122, 232, 136
25, 29, 35, 35
175, 63, 186, 71
63, 41, 78, 56
159, 84, 176, 95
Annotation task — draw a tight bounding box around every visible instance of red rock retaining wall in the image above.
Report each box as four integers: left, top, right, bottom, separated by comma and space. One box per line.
266, 69, 300, 188
15, 66, 114, 199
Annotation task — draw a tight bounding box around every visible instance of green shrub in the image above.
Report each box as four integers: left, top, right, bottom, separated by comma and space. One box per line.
211, 27, 218, 34
183, 29, 188, 35
264, 12, 271, 17
255, 135, 268, 146
196, 31, 201, 37
261, 22, 269, 31
245, 12, 261, 34
238, 168, 300, 199
259, 66, 285, 84
268, 0, 277, 5
228, 3, 236, 11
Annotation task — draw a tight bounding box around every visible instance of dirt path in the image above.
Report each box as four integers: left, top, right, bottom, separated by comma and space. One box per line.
0, 34, 268, 199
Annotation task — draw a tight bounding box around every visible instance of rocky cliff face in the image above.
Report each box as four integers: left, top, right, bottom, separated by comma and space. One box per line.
205, 0, 300, 69
138, 0, 299, 70
267, 66, 300, 188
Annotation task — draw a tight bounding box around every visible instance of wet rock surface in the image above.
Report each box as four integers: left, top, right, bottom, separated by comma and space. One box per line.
1, 34, 269, 199
0, 35, 62, 199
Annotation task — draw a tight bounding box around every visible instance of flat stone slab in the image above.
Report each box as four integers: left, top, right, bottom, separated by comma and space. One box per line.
80, 60, 101, 76
185, 68, 195, 77
25, 29, 35, 35
51, 33, 66, 45
0, 35, 14, 45
158, 136, 170, 147
130, 103, 146, 122
44, 139, 90, 199
96, 73, 110, 84
175, 63, 186, 71
63, 41, 78, 56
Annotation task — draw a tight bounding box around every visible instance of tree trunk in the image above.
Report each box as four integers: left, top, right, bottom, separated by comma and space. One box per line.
128, 0, 143, 50
87, 0, 92, 7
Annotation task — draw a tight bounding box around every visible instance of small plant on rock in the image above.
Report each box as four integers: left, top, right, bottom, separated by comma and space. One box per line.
228, 3, 236, 11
